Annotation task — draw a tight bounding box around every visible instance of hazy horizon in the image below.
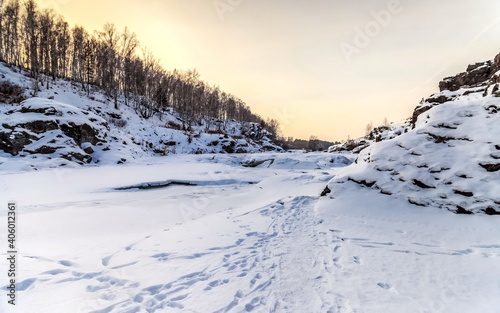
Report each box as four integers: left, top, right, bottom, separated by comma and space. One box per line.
38, 0, 500, 141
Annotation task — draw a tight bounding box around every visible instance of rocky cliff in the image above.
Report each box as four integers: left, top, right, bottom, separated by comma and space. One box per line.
323, 53, 500, 215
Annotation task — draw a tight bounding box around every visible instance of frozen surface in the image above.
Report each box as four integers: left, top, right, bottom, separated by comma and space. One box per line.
1, 152, 499, 313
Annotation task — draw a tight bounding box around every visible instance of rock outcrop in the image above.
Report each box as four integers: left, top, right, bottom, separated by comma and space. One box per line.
0, 98, 109, 164
438, 52, 500, 92
324, 53, 500, 215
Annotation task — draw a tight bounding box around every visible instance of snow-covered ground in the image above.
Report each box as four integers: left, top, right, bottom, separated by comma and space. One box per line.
1, 151, 499, 313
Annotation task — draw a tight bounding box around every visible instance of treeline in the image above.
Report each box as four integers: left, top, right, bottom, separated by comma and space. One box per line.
0, 0, 280, 136
278, 136, 340, 151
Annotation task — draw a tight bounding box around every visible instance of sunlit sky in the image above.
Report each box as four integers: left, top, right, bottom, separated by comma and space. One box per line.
38, 0, 500, 141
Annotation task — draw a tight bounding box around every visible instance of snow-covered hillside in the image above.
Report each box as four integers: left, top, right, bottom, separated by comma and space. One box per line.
0, 62, 282, 171
324, 54, 500, 215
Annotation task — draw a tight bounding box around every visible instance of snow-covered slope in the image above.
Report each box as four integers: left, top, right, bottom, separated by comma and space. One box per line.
323, 54, 500, 215
0, 63, 282, 171
328, 122, 409, 154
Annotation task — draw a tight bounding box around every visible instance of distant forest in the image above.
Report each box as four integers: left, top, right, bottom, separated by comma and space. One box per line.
0, 0, 280, 136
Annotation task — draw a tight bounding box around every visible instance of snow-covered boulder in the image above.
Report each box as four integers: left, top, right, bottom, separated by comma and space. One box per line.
0, 98, 110, 164
328, 123, 408, 153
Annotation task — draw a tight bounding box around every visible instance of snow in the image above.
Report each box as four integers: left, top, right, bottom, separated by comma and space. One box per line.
1, 151, 499, 313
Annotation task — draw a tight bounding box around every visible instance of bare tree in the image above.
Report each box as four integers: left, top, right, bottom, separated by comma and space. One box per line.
82, 37, 96, 96
22, 0, 40, 94
2, 0, 20, 66
70, 25, 87, 84
365, 121, 373, 135
96, 23, 120, 108
38, 8, 55, 87
0, 1, 4, 61
119, 27, 139, 105
54, 16, 70, 78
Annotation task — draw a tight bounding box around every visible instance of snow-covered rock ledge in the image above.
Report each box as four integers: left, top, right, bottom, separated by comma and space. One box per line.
0, 98, 113, 165
323, 63, 500, 215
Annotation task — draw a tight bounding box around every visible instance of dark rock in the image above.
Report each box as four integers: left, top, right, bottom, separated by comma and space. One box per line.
439, 61, 493, 92
411, 104, 434, 126
494, 52, 500, 72
455, 206, 473, 215
485, 104, 498, 114
490, 152, 500, 160
20, 120, 59, 134
0, 131, 37, 155
453, 190, 474, 197
107, 112, 121, 119
222, 141, 236, 153
479, 163, 500, 172
463, 88, 485, 96
425, 132, 471, 144
433, 123, 457, 130
413, 179, 435, 189
484, 207, 500, 215
408, 198, 427, 207
59, 122, 100, 145
83, 145, 94, 154
29, 145, 59, 154
60, 152, 92, 164
426, 95, 456, 104
348, 178, 376, 188
320, 186, 332, 197
242, 159, 274, 168
380, 189, 393, 195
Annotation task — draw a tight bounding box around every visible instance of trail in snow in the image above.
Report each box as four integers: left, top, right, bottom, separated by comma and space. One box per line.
12, 197, 340, 313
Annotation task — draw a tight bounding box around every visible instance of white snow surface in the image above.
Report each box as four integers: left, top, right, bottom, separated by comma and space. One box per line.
1, 151, 499, 313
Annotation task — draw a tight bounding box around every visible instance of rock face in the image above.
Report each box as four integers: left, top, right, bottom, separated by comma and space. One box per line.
438, 61, 493, 92
0, 98, 109, 164
410, 52, 500, 128
325, 53, 500, 215
438, 52, 500, 92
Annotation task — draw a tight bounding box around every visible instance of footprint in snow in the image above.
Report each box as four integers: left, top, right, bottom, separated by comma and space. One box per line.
377, 282, 391, 290
101, 255, 113, 266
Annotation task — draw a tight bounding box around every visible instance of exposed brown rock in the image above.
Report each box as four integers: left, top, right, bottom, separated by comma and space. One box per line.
479, 163, 500, 172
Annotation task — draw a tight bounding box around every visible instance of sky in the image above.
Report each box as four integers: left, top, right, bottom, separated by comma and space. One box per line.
37, 0, 500, 141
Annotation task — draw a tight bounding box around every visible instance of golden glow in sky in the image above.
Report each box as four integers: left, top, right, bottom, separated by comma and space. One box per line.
38, 0, 500, 141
